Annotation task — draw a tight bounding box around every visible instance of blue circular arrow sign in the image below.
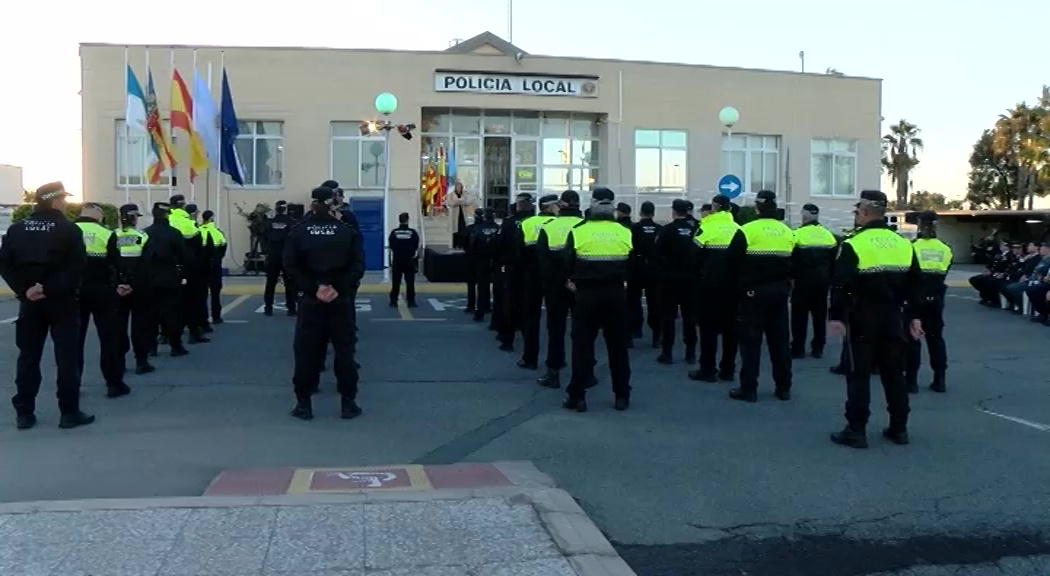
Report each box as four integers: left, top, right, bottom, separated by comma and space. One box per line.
717, 174, 743, 199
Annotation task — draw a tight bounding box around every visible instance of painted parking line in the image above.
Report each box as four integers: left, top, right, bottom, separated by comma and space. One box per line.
255, 298, 373, 314
0, 316, 16, 324
222, 294, 253, 317
978, 407, 1050, 432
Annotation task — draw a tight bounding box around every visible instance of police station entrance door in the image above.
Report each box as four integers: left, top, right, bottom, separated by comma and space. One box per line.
483, 136, 511, 213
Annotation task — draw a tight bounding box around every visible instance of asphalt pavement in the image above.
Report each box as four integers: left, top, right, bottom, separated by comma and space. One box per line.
0, 288, 1047, 576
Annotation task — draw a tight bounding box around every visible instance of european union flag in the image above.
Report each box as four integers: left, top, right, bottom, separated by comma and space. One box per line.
220, 68, 246, 186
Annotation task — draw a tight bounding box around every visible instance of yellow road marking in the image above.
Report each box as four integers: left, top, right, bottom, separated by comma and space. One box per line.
396, 296, 414, 320
221, 294, 252, 317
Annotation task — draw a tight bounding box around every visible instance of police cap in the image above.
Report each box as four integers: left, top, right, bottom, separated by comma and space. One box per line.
856, 189, 889, 209
671, 199, 690, 214
917, 210, 937, 223
591, 187, 615, 204
321, 180, 339, 189
756, 190, 777, 203
34, 181, 71, 203
119, 203, 142, 217
185, 203, 198, 215
152, 202, 171, 214
711, 194, 732, 211
275, 200, 288, 208
802, 203, 820, 215
616, 202, 631, 214
559, 190, 580, 207
169, 194, 186, 205
515, 192, 534, 203
311, 186, 336, 205
699, 203, 712, 212
539, 194, 560, 207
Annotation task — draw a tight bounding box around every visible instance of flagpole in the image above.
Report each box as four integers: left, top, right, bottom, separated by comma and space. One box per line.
207, 60, 213, 216
145, 47, 152, 220
168, 48, 175, 201
123, 46, 131, 205
216, 52, 224, 228
190, 49, 197, 203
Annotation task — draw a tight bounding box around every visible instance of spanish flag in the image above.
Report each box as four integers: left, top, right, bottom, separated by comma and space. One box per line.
436, 146, 448, 208
422, 162, 439, 212
170, 69, 210, 181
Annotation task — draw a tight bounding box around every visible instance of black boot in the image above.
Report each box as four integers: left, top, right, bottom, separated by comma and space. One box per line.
537, 369, 561, 389
106, 382, 131, 399
829, 365, 847, 375
135, 361, 155, 375
340, 397, 363, 420
929, 371, 946, 393
882, 427, 910, 445
614, 396, 630, 411
830, 426, 868, 449
517, 358, 538, 370
562, 396, 587, 413
59, 411, 96, 429
16, 414, 36, 430
687, 369, 718, 383
729, 388, 757, 403
290, 399, 313, 420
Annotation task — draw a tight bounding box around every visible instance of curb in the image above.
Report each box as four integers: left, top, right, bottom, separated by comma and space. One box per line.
0, 461, 637, 576
0, 283, 469, 298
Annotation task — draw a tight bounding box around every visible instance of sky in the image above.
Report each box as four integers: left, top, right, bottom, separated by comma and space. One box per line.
1, 0, 1048, 201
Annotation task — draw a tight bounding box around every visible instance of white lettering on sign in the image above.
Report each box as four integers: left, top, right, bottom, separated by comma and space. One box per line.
255, 298, 373, 313
329, 471, 397, 487
434, 72, 599, 98
427, 297, 467, 312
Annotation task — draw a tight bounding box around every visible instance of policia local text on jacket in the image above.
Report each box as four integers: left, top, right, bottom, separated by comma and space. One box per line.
906, 212, 953, 394
516, 195, 559, 370
74, 207, 129, 397
0, 182, 95, 430
730, 190, 796, 403
562, 188, 633, 414
535, 191, 584, 388
284, 186, 366, 421
790, 205, 838, 359
689, 196, 745, 383
829, 190, 925, 449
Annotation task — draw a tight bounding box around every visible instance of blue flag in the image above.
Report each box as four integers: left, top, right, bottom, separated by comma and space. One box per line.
220, 68, 246, 186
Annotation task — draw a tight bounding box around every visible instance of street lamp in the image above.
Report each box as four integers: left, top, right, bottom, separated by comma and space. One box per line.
718, 106, 740, 191
366, 92, 416, 282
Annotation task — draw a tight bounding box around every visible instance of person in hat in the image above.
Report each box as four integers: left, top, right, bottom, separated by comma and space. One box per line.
688, 194, 745, 383
387, 212, 421, 308
789, 203, 838, 360
828, 190, 924, 449
535, 190, 584, 389
0, 182, 96, 429
729, 190, 796, 403
654, 198, 698, 365
73, 203, 129, 399
561, 187, 633, 413
283, 185, 365, 421
114, 203, 154, 375
627, 201, 661, 347
515, 193, 559, 370
468, 208, 502, 323
495, 192, 535, 352
263, 200, 298, 316
614, 203, 632, 228
905, 210, 953, 394
682, 201, 698, 233
198, 210, 228, 326
142, 202, 190, 358
167, 196, 209, 344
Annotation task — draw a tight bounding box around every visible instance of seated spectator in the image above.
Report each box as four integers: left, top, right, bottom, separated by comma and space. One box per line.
969, 240, 1015, 306
1024, 242, 1050, 324
1003, 242, 1042, 312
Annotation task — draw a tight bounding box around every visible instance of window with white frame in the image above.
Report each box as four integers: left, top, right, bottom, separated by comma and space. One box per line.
330, 122, 387, 189
721, 134, 779, 194
234, 121, 284, 187
634, 129, 687, 192
115, 119, 177, 187
810, 138, 858, 197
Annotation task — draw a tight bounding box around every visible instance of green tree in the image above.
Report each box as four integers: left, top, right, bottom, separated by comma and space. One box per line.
882, 119, 924, 207
991, 93, 1050, 210
902, 190, 964, 211
966, 129, 1018, 210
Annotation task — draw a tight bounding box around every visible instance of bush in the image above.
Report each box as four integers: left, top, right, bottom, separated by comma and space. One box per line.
12, 203, 120, 228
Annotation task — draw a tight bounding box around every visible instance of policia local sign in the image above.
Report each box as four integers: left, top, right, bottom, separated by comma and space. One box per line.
434, 71, 600, 98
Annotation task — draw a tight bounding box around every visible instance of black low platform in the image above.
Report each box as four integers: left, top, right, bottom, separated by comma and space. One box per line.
423, 247, 468, 283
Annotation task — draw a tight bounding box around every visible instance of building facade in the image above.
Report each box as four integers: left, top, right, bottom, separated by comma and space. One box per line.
0, 163, 24, 206
80, 32, 882, 271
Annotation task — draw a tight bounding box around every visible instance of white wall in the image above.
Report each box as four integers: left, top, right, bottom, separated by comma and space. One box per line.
0, 164, 24, 205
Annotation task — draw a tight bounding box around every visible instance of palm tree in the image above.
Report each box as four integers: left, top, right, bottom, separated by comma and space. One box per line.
882, 120, 923, 207
993, 102, 1050, 209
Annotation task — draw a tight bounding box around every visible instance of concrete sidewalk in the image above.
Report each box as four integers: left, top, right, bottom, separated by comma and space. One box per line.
0, 462, 635, 576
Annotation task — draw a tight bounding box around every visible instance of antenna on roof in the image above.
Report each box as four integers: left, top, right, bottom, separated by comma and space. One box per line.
449, 38, 463, 47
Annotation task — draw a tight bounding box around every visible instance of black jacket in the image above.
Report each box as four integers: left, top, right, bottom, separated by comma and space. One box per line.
499, 210, 533, 268
265, 213, 297, 259
283, 213, 365, 300
695, 228, 746, 292
470, 220, 502, 266
791, 222, 837, 286
655, 218, 697, 281
0, 208, 86, 300
388, 224, 420, 264
142, 219, 188, 289
73, 217, 120, 290
630, 218, 661, 274
737, 216, 795, 290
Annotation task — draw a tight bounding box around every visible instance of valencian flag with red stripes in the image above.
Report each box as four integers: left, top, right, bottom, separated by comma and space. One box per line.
145, 68, 176, 184
422, 162, 439, 212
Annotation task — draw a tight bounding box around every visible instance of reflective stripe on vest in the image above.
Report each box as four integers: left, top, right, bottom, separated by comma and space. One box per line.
694, 211, 740, 249
571, 220, 632, 261
793, 223, 837, 248
76, 222, 113, 257
115, 228, 148, 257
741, 218, 795, 257
521, 215, 555, 245
912, 238, 952, 274
199, 223, 227, 247
542, 216, 583, 250
845, 228, 914, 273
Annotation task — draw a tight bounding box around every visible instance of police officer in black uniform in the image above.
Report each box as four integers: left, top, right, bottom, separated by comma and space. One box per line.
627, 201, 661, 346
517, 194, 559, 369
790, 203, 837, 359
388, 212, 420, 307
562, 187, 633, 413
142, 202, 190, 357
615, 203, 632, 228
115, 204, 154, 375
0, 182, 95, 429
829, 190, 924, 448
488, 209, 509, 330
496, 193, 535, 352
263, 200, 298, 316
536, 191, 584, 388
74, 203, 129, 398
731, 190, 796, 403
284, 186, 365, 420
470, 209, 501, 323
655, 199, 698, 365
